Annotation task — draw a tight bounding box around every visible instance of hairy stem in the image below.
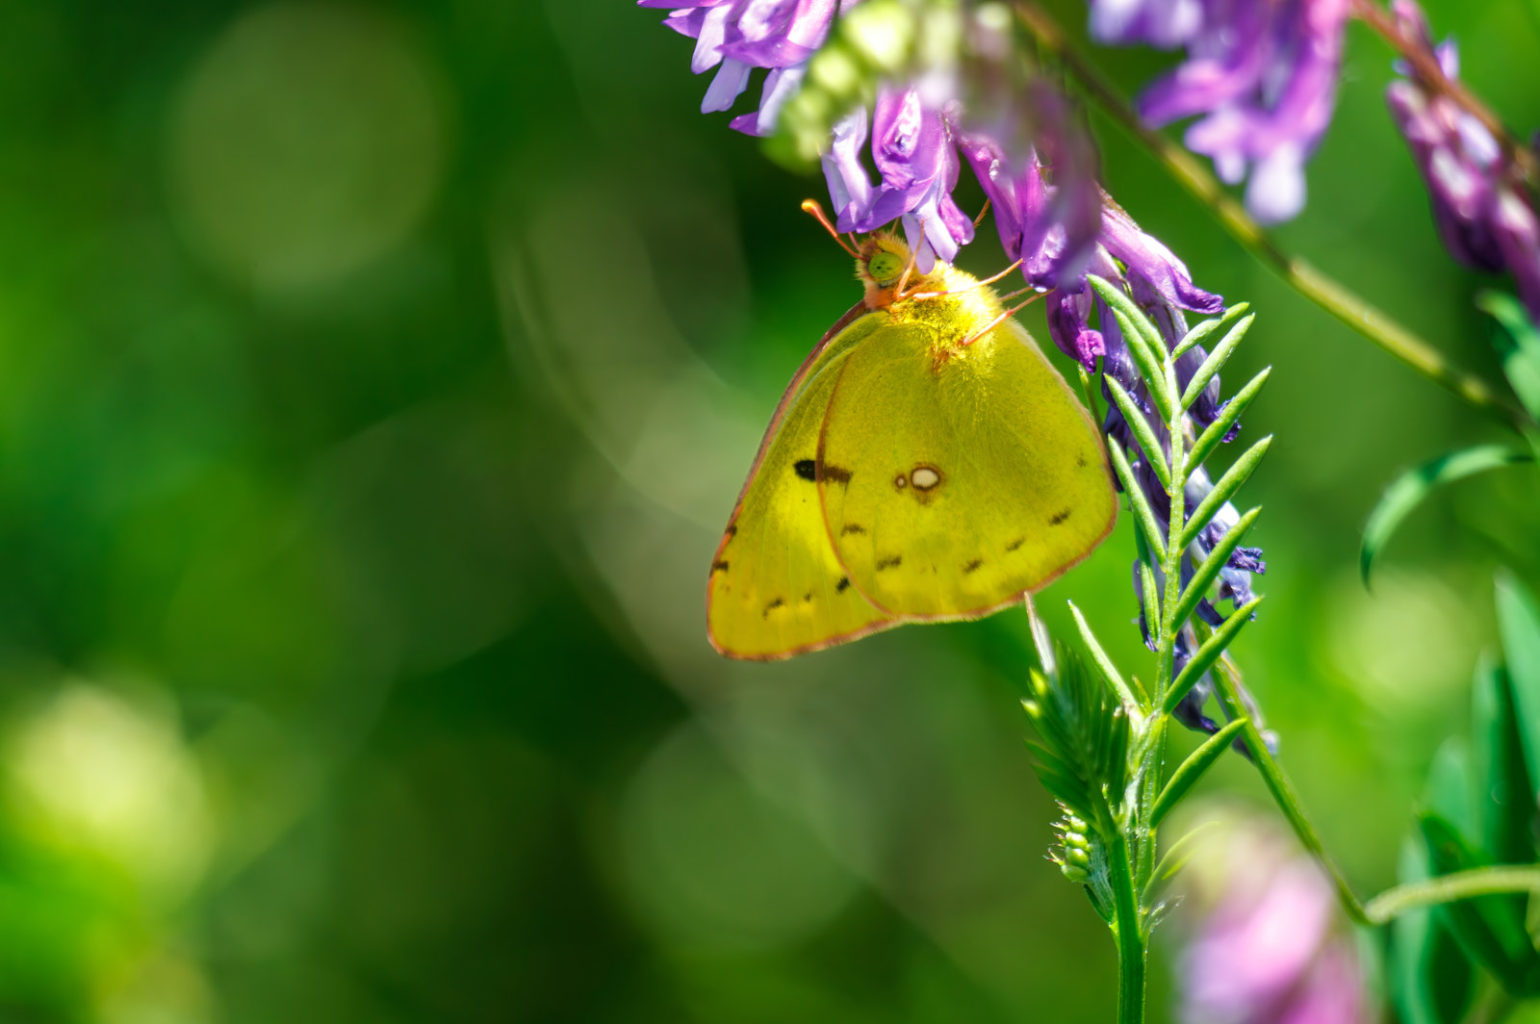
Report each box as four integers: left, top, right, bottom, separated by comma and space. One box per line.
1013, 1, 1531, 432
1363, 865, 1540, 924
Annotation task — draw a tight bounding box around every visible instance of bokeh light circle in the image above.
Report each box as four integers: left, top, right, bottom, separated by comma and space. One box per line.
167, 3, 446, 293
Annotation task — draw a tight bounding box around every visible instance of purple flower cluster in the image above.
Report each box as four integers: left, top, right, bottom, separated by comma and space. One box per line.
1090, 0, 1352, 224
1385, 1, 1540, 320
640, 0, 850, 137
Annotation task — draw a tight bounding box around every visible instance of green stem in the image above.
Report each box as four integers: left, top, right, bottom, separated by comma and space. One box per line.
1209, 657, 1372, 926
1013, 1, 1532, 433
1107, 826, 1147, 1024
1363, 866, 1540, 924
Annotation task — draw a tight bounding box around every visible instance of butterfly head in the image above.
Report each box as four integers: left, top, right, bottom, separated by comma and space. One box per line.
856, 234, 947, 311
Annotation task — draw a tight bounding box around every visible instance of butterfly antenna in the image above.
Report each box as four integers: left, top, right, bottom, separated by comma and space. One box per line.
801, 199, 860, 257
972, 198, 992, 228
961, 292, 1045, 346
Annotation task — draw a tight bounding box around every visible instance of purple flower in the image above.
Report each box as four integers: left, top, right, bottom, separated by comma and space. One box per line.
1176, 811, 1369, 1024
821, 87, 975, 269
959, 83, 1104, 291
1092, 0, 1352, 224
1385, 0, 1540, 320
640, 0, 846, 136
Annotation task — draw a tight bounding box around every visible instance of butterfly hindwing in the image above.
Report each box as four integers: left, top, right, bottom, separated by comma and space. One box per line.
707, 309, 896, 659
817, 317, 1116, 619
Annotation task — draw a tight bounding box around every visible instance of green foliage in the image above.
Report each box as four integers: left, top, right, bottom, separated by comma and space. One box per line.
1478, 290, 1540, 421
1386, 575, 1540, 1013
1360, 445, 1533, 585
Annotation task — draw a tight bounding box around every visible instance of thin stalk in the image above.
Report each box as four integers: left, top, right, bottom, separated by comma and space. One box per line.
1012, 1, 1531, 432
1363, 865, 1540, 924
1209, 657, 1372, 926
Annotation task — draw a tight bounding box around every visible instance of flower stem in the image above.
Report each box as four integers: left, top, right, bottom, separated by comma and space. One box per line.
1209, 657, 1372, 926
1363, 865, 1540, 924
1107, 827, 1147, 1024
1012, 1, 1532, 433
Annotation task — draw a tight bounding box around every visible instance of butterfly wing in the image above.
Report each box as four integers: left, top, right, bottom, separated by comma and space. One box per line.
708, 306, 899, 660
817, 316, 1116, 619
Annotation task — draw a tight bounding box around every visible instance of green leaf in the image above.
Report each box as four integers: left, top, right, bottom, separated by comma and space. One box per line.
1470, 657, 1536, 868
1361, 445, 1533, 585
1087, 275, 1178, 420
1162, 598, 1263, 715
1170, 506, 1261, 633
1180, 312, 1255, 411
1389, 838, 1475, 1024
1172, 302, 1250, 361
1496, 571, 1540, 796
1477, 290, 1540, 418
1067, 601, 1145, 711
1139, 563, 1162, 642
1178, 436, 1273, 551
1186, 367, 1270, 473
1104, 375, 1172, 491
1425, 737, 1475, 840
1150, 718, 1247, 826
1108, 440, 1166, 564
1419, 813, 1540, 995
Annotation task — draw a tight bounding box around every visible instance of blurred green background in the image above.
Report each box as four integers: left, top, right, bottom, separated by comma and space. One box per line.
1, 0, 1538, 1020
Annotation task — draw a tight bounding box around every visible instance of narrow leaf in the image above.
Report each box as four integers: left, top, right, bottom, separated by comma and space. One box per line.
1151, 718, 1248, 826
1088, 275, 1178, 418
1361, 446, 1533, 585
1419, 813, 1540, 995
1179, 437, 1273, 551
1108, 440, 1166, 563
1469, 657, 1535, 867
1389, 838, 1474, 1024
1104, 375, 1172, 491
1495, 572, 1540, 794
1181, 313, 1255, 411
1477, 290, 1540, 418
1110, 308, 1178, 424
1187, 367, 1271, 472
1068, 601, 1145, 710
1172, 302, 1250, 360
1139, 562, 1163, 643
1163, 598, 1263, 714
1171, 506, 1261, 633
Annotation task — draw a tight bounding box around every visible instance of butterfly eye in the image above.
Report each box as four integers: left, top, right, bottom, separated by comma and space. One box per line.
867, 250, 905, 286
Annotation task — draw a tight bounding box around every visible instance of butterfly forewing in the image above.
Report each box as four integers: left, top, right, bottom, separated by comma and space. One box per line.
707, 312, 895, 659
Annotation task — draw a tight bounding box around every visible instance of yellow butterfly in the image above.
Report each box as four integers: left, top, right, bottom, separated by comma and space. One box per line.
708, 226, 1117, 660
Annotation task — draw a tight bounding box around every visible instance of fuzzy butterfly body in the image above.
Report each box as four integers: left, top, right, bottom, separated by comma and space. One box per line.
708, 235, 1116, 660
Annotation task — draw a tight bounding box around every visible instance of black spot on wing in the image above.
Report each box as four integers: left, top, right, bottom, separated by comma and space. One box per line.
763, 597, 785, 616
820, 463, 853, 485
1077, 453, 1088, 468
803, 592, 812, 603
1006, 537, 1025, 552
963, 558, 984, 574
841, 523, 866, 536
876, 555, 902, 571
711, 560, 730, 574
794, 459, 817, 481
836, 576, 850, 592
725, 524, 738, 538
1049, 508, 1072, 526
